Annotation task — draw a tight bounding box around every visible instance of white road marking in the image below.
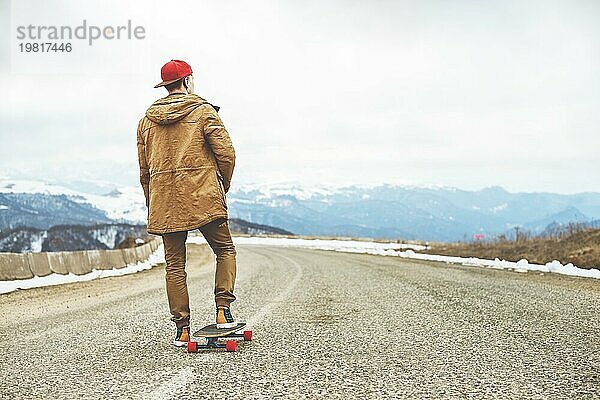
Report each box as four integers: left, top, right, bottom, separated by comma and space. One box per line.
147, 368, 194, 400
246, 252, 302, 329
146, 250, 302, 399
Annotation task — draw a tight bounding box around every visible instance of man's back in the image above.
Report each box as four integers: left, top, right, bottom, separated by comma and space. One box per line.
137, 93, 235, 235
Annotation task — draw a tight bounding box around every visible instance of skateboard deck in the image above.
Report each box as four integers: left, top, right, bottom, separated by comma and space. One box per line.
193, 323, 246, 338
187, 323, 252, 353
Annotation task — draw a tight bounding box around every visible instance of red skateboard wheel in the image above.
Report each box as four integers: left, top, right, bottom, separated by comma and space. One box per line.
187, 340, 198, 353
243, 330, 253, 341
225, 340, 237, 352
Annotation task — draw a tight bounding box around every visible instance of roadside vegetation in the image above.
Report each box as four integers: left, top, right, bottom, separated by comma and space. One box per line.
422, 224, 600, 270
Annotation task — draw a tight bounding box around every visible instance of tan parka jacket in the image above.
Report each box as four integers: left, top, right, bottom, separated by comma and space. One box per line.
137, 93, 235, 234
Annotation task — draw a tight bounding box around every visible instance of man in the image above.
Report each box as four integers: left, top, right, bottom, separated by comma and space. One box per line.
137, 59, 238, 347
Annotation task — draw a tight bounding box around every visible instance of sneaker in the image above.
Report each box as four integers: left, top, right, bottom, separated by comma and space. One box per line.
173, 326, 190, 347
216, 306, 237, 329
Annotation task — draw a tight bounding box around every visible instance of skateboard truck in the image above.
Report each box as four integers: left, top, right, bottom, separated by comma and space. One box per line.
187, 323, 252, 353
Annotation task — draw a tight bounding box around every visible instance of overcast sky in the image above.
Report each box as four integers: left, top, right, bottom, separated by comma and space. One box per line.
1, 0, 598, 194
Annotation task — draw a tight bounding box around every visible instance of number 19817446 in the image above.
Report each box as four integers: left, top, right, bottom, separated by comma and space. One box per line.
19, 42, 72, 52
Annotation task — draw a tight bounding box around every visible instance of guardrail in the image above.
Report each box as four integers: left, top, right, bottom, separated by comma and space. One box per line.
0, 237, 162, 281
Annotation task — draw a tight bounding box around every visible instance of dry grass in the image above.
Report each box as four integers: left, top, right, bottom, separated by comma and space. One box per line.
423, 228, 600, 270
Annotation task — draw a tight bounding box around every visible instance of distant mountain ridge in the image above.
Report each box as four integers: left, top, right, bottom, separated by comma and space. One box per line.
0, 192, 114, 231
0, 178, 296, 252
227, 183, 600, 241
2, 177, 600, 242
0, 178, 147, 226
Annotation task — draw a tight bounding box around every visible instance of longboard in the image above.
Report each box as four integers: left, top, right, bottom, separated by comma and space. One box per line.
187, 323, 252, 352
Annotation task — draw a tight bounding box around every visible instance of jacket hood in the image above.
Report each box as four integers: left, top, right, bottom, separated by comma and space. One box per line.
146, 94, 206, 125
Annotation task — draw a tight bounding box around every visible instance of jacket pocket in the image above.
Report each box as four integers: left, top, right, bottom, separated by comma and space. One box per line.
216, 172, 227, 209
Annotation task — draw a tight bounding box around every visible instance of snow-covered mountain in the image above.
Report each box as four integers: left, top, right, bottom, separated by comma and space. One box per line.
227, 183, 600, 241
0, 178, 146, 226
2, 177, 600, 241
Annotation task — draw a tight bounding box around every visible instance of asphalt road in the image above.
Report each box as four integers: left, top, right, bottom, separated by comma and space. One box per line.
0, 243, 599, 399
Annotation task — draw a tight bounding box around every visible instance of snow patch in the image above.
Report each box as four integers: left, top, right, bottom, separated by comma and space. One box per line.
187, 235, 427, 252
267, 199, 292, 207
215, 236, 600, 280
234, 182, 340, 201
29, 231, 47, 253
490, 203, 508, 213
82, 185, 147, 223
92, 226, 119, 248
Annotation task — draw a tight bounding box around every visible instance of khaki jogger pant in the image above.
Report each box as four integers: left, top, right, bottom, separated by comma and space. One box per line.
161, 217, 237, 328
